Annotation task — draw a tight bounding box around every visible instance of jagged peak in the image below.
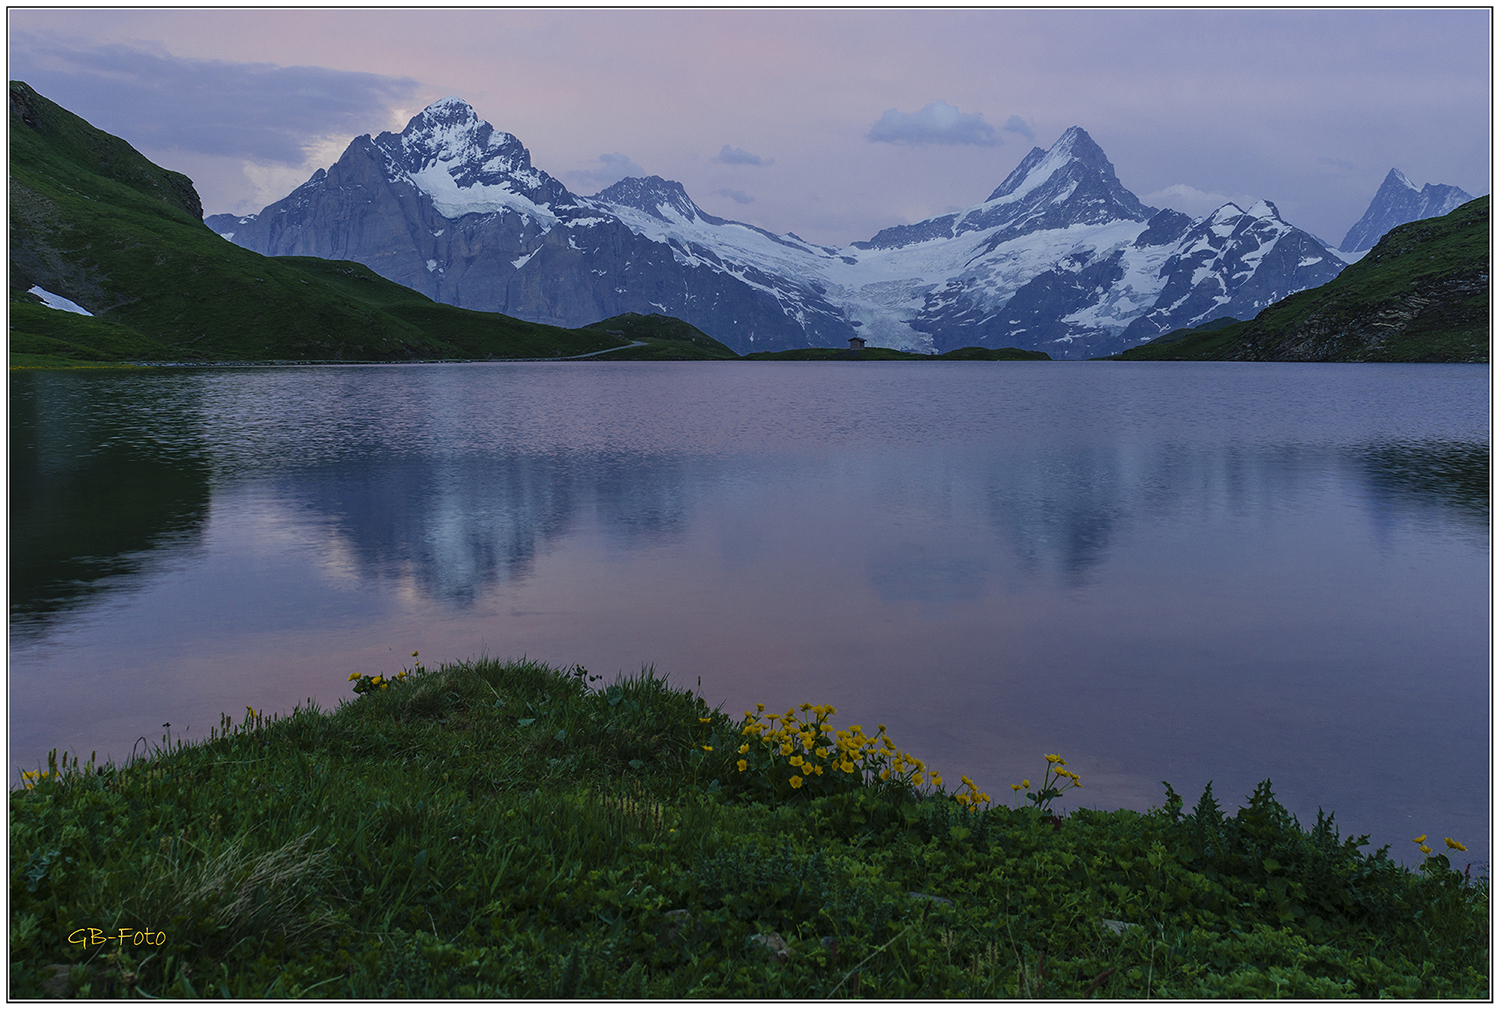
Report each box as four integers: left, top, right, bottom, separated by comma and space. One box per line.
1381, 167, 1418, 192
595, 175, 707, 222
414, 96, 480, 126
983, 126, 1112, 204
1245, 199, 1282, 221
385, 96, 539, 189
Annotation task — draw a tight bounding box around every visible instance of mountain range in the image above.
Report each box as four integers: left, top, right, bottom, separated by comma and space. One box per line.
211, 98, 1375, 359
8, 81, 729, 366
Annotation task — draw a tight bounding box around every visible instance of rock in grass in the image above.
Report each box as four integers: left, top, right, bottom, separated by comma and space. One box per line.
748, 932, 790, 963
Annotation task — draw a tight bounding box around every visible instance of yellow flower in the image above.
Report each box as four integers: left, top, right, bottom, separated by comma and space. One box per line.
699, 717, 711, 724
756, 703, 765, 712
737, 759, 748, 772
1420, 844, 1432, 854
348, 672, 361, 681
840, 761, 855, 774
813, 765, 824, 775
880, 769, 891, 781
1413, 835, 1428, 844
701, 745, 713, 752
1044, 754, 1061, 764
789, 775, 804, 789
1447, 838, 1467, 851
739, 743, 750, 754
1011, 784, 1022, 792
789, 754, 804, 767
1022, 779, 1030, 788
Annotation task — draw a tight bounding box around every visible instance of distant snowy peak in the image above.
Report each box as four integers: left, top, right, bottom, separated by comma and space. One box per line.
1119, 197, 1344, 342
204, 211, 256, 240
592, 175, 721, 225
369, 97, 577, 222
857, 126, 1154, 250
1340, 168, 1474, 253
395, 97, 535, 186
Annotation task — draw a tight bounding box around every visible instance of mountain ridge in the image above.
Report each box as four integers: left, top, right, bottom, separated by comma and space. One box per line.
212, 98, 1357, 359
1115, 195, 1488, 363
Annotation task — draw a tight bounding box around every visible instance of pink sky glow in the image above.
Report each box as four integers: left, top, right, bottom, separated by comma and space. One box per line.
8, 8, 1491, 248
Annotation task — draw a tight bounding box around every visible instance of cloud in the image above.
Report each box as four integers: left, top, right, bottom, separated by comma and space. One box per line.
565, 152, 646, 189
1002, 115, 1035, 140
9, 32, 420, 164
713, 144, 773, 166
1317, 156, 1358, 175
867, 101, 1000, 147
1142, 183, 1261, 219
711, 187, 754, 205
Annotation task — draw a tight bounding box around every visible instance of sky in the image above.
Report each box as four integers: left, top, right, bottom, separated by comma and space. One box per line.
7, 9, 1491, 249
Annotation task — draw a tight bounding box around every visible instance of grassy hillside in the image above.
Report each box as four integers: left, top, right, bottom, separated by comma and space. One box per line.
1113, 197, 1489, 362
8, 81, 628, 365
583, 313, 741, 360
744, 345, 1051, 361
9, 657, 1486, 998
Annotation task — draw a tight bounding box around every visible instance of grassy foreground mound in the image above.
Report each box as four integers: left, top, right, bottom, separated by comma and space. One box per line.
10, 659, 1486, 998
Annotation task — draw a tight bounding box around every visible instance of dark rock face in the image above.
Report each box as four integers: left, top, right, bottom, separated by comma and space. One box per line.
1340, 169, 1473, 254
1133, 209, 1195, 249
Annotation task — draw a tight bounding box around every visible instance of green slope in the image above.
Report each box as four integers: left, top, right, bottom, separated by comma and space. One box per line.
8, 81, 629, 365
581, 312, 741, 359
1113, 197, 1489, 363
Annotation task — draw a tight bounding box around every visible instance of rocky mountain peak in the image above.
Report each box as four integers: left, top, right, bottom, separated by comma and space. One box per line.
593, 175, 714, 224
1340, 168, 1474, 253
984, 126, 1111, 203
392, 98, 533, 182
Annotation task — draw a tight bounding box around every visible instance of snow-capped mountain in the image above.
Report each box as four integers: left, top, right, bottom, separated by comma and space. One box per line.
1340, 169, 1473, 254
210, 98, 1349, 358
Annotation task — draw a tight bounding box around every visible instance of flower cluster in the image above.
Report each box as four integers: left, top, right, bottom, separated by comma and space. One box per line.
19, 768, 54, 791
953, 774, 991, 809
729, 702, 956, 803
1010, 753, 1081, 811
1412, 833, 1467, 868
349, 651, 424, 696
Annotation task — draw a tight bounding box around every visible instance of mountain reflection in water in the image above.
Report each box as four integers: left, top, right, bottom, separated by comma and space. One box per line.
8, 362, 1488, 867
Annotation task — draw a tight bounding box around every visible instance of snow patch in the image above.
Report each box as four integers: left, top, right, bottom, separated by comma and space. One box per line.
27, 286, 92, 316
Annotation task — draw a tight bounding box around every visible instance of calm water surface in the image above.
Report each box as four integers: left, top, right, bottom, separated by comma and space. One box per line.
10, 362, 1490, 865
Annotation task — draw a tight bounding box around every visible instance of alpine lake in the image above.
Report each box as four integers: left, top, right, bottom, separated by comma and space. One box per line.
9, 360, 1489, 867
